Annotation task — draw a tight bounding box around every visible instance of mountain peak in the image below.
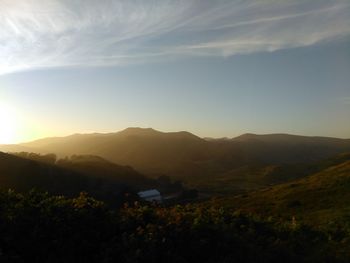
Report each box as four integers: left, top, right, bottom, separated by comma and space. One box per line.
117, 127, 201, 140
122, 127, 156, 132
118, 127, 160, 136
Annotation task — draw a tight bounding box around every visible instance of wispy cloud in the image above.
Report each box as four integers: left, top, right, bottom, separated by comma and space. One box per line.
1, 0, 349, 74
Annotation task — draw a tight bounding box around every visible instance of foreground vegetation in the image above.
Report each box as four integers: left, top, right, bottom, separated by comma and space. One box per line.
1, 151, 350, 262
0, 189, 348, 263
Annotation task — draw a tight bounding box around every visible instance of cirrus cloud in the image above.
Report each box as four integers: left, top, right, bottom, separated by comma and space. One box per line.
1, 0, 350, 74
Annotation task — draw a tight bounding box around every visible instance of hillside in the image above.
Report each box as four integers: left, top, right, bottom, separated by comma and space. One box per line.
18, 128, 212, 175
224, 153, 350, 227
0, 152, 154, 204
231, 133, 350, 164
1, 128, 350, 193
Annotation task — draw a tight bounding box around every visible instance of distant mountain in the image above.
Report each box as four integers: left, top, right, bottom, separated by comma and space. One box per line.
231, 133, 350, 163
0, 144, 39, 153
0, 151, 154, 204
18, 128, 211, 175
1, 128, 350, 193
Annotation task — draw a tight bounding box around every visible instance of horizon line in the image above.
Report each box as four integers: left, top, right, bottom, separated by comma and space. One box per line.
4, 127, 349, 145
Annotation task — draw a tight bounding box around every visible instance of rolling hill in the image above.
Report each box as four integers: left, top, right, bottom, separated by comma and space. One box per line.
18, 128, 211, 175
0, 151, 155, 204
224, 153, 350, 227
1, 128, 350, 193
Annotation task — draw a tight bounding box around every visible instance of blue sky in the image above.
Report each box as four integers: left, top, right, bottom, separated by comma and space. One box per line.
0, 0, 350, 142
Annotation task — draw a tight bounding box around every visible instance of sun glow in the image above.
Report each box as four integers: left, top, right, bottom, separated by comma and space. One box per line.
0, 103, 20, 144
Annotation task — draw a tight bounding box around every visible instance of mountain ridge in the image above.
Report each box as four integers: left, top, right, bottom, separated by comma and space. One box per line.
1, 128, 350, 193
15, 128, 350, 146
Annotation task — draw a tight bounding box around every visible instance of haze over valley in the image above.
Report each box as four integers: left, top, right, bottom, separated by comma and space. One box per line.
1, 127, 350, 194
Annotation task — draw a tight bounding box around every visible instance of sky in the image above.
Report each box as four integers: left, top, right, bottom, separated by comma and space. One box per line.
0, 0, 350, 143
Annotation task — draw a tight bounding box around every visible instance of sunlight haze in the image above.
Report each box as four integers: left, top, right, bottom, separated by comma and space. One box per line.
0, 103, 19, 144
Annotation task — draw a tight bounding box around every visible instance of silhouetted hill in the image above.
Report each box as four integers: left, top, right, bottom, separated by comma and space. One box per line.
57, 154, 152, 186
1, 129, 350, 193
0, 151, 154, 204
18, 128, 211, 175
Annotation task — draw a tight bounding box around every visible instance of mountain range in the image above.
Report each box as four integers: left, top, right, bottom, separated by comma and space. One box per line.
1, 128, 350, 193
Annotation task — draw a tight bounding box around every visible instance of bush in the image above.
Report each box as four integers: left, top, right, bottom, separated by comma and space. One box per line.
0, 189, 344, 262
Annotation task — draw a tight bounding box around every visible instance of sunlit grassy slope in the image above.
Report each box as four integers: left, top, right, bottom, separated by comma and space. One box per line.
223, 153, 350, 227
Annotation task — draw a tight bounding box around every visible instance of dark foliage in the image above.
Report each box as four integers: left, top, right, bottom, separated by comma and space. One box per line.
0, 189, 344, 263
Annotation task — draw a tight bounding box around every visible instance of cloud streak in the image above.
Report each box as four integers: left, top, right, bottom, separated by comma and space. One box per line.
1, 0, 350, 74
